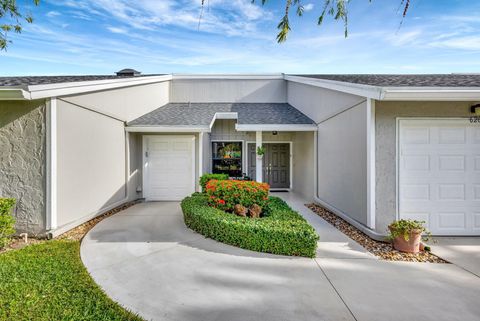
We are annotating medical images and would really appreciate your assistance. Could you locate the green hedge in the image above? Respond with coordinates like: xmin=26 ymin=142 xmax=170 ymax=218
xmin=199 ymin=173 xmax=229 ymax=192
xmin=181 ymin=194 xmax=319 ymax=257
xmin=0 ymin=198 xmax=16 ymax=249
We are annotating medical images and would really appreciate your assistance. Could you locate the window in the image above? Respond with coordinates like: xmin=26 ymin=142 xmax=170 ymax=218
xmin=212 ymin=141 xmax=242 ymax=178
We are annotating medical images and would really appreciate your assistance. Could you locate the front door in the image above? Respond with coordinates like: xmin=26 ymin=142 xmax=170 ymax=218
xmin=248 ymin=143 xmax=290 ymax=188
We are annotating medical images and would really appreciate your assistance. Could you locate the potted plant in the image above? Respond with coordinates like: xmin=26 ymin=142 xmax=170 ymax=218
xmin=388 ymin=219 xmax=431 ymax=253
xmin=256 ymin=146 xmax=265 ymax=158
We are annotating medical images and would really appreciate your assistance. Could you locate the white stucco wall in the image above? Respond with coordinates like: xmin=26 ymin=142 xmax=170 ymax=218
xmin=61 ymin=81 xmax=170 ymax=122
xmin=316 ymin=102 xmax=368 ymax=226
xmin=287 ymin=81 xmax=369 ymax=225
xmin=171 ymin=79 xmax=287 ymax=103
xmin=287 ymin=81 xmax=365 ymax=123
xmin=56 ymin=100 xmax=127 ymax=228
xmin=292 ymin=131 xmax=315 ymax=201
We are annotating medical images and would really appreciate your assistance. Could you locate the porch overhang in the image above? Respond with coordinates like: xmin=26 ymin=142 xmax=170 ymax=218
xmin=126 ymin=103 xmax=317 ymax=132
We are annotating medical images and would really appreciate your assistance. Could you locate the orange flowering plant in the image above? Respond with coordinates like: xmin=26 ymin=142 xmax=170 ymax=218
xmin=206 ymin=179 xmax=270 ymax=212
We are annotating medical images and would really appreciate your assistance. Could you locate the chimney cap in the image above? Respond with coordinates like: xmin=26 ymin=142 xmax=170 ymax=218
xmin=116 ymin=68 xmax=141 ymax=77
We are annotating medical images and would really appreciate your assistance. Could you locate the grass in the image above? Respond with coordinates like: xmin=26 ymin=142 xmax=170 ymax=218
xmin=0 ymin=240 xmax=143 ymax=321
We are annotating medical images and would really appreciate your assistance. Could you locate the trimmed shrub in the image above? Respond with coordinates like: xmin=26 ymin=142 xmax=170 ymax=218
xmin=206 ymin=179 xmax=269 ymax=212
xmin=181 ymin=194 xmax=319 ymax=257
xmin=0 ymin=198 xmax=16 ymax=249
xmin=199 ymin=173 xmax=229 ymax=192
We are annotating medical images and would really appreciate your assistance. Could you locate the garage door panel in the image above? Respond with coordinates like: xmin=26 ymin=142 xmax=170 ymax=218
xmin=401 ymin=212 xmax=431 ymax=227
xmin=439 ymin=127 xmax=466 ymax=144
xmin=401 ymin=184 xmax=430 ymax=200
xmin=474 ymin=128 xmax=480 ymax=143
xmin=439 ymin=155 xmax=465 ymax=171
xmin=144 ymin=136 xmax=194 ymax=201
xmin=437 ymin=212 xmax=466 ymax=229
xmin=403 ymin=155 xmax=430 ymax=171
xmin=438 ymin=184 xmax=465 ymax=200
xmin=402 ymin=127 xmax=430 ymax=144
xmin=399 ymin=119 xmax=479 ymax=235
xmin=474 ymin=186 xmax=480 ymax=200
xmin=474 ymin=214 xmax=480 ymax=229
xmin=474 ymin=157 xmax=480 ymax=170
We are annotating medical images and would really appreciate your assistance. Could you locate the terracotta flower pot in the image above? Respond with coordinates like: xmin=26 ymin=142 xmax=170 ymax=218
xmin=389 ymin=228 xmax=422 ymax=253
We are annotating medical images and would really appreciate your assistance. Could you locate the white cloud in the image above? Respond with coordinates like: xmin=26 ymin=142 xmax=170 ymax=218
xmin=49 ymin=0 xmax=272 ymax=38
xmin=429 ymin=36 xmax=480 ymax=51
xmin=303 ymin=3 xmax=314 ymax=12
xmin=46 ymin=11 xmax=61 ymax=17
xmin=107 ymin=26 xmax=128 ymax=34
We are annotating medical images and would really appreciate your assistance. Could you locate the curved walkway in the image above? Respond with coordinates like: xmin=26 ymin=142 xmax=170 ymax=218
xmin=81 ymin=194 xmax=480 ymax=321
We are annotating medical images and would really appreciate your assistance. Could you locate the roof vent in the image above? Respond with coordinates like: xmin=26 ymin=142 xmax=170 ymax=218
xmin=116 ymin=68 xmax=141 ymax=77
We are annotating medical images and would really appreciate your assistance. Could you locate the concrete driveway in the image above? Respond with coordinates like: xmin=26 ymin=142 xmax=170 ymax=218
xmin=429 ymin=237 xmax=480 ymax=277
xmin=81 ymin=195 xmax=480 ymax=321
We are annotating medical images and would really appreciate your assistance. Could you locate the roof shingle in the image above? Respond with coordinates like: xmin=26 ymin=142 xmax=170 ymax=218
xmin=295 ymin=74 xmax=480 ymax=87
xmin=127 ymin=103 xmax=316 ymax=127
xmin=0 ymin=74 xmax=164 ymax=87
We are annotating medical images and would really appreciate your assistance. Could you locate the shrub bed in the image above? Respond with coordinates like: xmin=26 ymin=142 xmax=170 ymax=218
xmin=181 ymin=194 xmax=319 ymax=257
xmin=206 ymin=179 xmax=269 ymax=212
xmin=0 ymin=198 xmax=16 ymax=250
xmin=199 ymin=173 xmax=229 ymax=192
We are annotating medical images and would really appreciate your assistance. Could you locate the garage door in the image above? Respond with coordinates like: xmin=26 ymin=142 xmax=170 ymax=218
xmin=398 ymin=119 xmax=480 ymax=235
xmin=144 ymin=136 xmax=195 ymax=201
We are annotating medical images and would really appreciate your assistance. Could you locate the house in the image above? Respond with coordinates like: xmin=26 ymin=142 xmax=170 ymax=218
xmin=0 ymin=72 xmax=479 ymax=239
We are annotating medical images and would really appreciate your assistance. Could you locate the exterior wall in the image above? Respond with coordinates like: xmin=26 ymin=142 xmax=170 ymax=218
xmin=375 ymin=101 xmax=473 ymax=233
xmin=317 ymin=102 xmax=368 ymax=226
xmin=287 ymin=81 xmax=365 ymax=123
xmin=287 ymin=81 xmax=369 ymax=226
xmin=171 ymin=79 xmax=287 ymax=103
xmin=0 ymin=100 xmax=46 ymax=235
xmin=292 ymin=131 xmax=315 ymax=200
xmin=128 ymin=133 xmax=143 ymax=200
xmin=60 ymin=81 xmax=170 ymax=122
xmin=56 ymin=100 xmax=127 ymax=228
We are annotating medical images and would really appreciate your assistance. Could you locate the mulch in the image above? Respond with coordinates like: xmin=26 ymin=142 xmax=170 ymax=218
xmin=1 ymin=200 xmax=141 ymax=254
xmin=306 ymin=203 xmax=448 ymax=263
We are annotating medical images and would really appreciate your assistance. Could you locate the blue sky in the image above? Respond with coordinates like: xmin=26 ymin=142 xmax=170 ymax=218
xmin=1 ymin=0 xmax=480 ymax=75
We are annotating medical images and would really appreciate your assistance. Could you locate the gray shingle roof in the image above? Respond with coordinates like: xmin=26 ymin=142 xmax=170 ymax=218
xmin=127 ymin=103 xmax=315 ymax=127
xmin=0 ymin=74 xmax=164 ymax=87
xmin=295 ymin=74 xmax=480 ymax=87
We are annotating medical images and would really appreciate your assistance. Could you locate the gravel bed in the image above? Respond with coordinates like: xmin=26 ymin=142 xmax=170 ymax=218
xmin=306 ymin=203 xmax=448 ymax=263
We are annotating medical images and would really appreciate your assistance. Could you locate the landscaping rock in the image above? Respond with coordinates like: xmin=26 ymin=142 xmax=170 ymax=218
xmin=306 ymin=203 xmax=447 ymax=264
xmin=249 ymin=204 xmax=262 ymax=218
xmin=233 ymin=204 xmax=248 ymax=217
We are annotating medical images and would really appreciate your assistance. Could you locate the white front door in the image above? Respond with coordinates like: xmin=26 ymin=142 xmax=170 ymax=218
xmin=144 ymin=135 xmax=195 ymax=201
xmin=398 ymin=119 xmax=480 ymax=235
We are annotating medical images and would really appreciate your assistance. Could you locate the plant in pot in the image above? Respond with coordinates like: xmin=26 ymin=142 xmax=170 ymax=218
xmin=256 ymin=146 xmax=265 ymax=158
xmin=388 ymin=219 xmax=431 ymax=253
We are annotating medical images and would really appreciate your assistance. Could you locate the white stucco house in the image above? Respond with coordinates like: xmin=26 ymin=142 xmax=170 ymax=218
xmin=1 ymin=71 xmax=479 ymax=239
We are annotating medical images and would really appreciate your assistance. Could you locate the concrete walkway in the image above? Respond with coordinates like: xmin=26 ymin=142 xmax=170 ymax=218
xmin=81 ymin=194 xmax=480 ymax=321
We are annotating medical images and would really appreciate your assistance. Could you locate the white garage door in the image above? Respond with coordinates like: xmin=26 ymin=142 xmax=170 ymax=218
xmin=144 ymin=136 xmax=195 ymax=201
xmin=398 ymin=119 xmax=480 ymax=235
